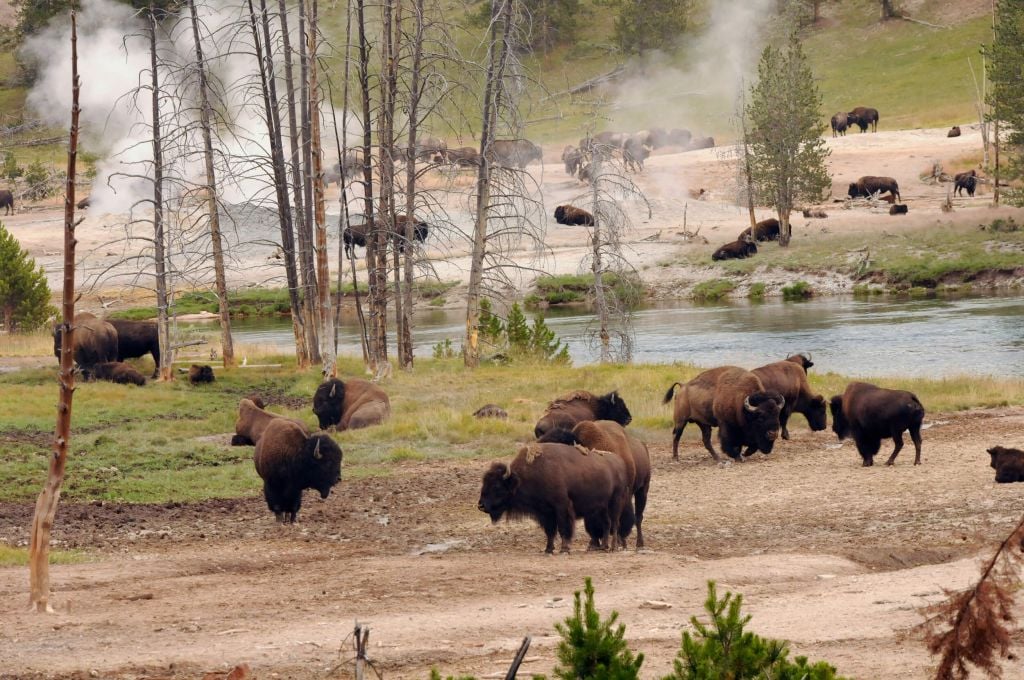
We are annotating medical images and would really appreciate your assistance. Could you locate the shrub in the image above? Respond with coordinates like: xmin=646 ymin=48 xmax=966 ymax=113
xmin=22 ymin=160 xmax=54 ymax=201
xmin=0 ymin=223 xmax=55 ymax=332
xmin=982 ymin=216 xmax=1020 ymax=232
xmin=3 ymin=151 xmax=22 ymax=182
xmin=781 ymin=280 xmax=813 ymax=300
xmin=692 ymin=279 xmax=736 ymax=302
xmin=431 ymin=338 xmax=458 ymax=359
xmin=747 ymin=282 xmax=766 ymax=300
xmin=553 ymin=577 xmax=644 ymax=680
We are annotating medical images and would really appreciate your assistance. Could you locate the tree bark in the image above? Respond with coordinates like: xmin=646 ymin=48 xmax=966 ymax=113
xmin=297 ymin=0 xmax=321 ymax=363
xmin=400 ymin=0 xmax=424 ymax=369
xmin=189 ymin=0 xmax=234 ymax=367
xmin=149 ymin=7 xmax=172 ymax=382
xmin=356 ymin=0 xmax=382 ymax=371
xmin=28 ymin=10 xmax=80 ymax=613
xmin=590 ymin=161 xmax=611 ymax=363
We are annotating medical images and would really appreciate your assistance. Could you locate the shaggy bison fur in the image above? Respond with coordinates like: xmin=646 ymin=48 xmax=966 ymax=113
xmin=232 ymin=398 xmax=309 ymax=446
xmin=533 ymin=389 xmax=632 ymax=438
xmin=988 ymin=446 xmax=1024 ymax=483
xmin=554 ymin=205 xmax=595 ymax=226
xmin=831 ymin=112 xmax=848 ymax=137
xmin=830 ymin=382 xmax=924 ymax=466
xmin=785 ymin=353 xmax=814 ymax=372
xmin=254 ymin=419 xmax=342 ymax=522
xmin=955 ymin=170 xmax=978 ymax=197
xmin=107 ymin=319 xmax=161 ymax=378
xmin=847 ymin=106 xmax=879 ymax=133
xmin=0 ymin=189 xmax=13 ymax=215
xmin=54 ymin=313 xmax=119 ymax=370
xmin=739 ymin=218 xmax=780 ymax=243
xmin=752 ymin=360 xmax=828 ymax=440
xmin=889 ymin=204 xmax=909 ymax=215
xmin=947 ymin=126 xmax=962 ymax=138
xmin=188 ymin=364 xmax=215 ymax=384
xmin=312 ymin=377 xmax=391 ymax=431
xmin=477 ymin=442 xmax=630 ymax=553
xmin=86 ymin=361 xmax=147 ymax=386
xmin=712 ymin=238 xmax=757 ymax=261
xmin=848 ymin=176 xmax=901 ymax=202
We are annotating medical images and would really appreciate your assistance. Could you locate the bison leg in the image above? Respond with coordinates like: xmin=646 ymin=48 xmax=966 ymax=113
xmin=909 ymin=425 xmax=923 ymax=466
xmin=556 ymin=507 xmax=575 ymax=553
xmin=632 ymin=488 xmax=648 ymax=549
xmin=583 ymin=515 xmax=605 ymax=551
xmin=779 ymin=408 xmax=792 ymax=440
xmin=885 ymin=432 xmax=905 ymax=466
xmin=539 ymin=514 xmax=558 ymax=554
xmin=671 ymin=423 xmax=685 ymax=460
xmin=698 ymin=423 xmax=721 ymax=461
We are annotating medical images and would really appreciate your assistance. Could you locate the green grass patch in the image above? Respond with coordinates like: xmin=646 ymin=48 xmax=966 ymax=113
xmin=781 ymin=280 xmax=814 ymax=300
xmin=692 ymin=279 xmax=736 ymax=302
xmin=0 ymin=544 xmax=88 ymax=567
xmin=533 ymin=273 xmax=644 ymax=307
xmin=747 ymin=282 xmax=766 ymax=300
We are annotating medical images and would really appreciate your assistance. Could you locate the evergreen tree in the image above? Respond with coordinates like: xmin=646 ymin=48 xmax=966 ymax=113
xmin=477 ymin=298 xmax=505 ymax=344
xmin=553 ymin=577 xmax=644 ymax=680
xmin=0 ymin=223 xmax=54 ymax=332
xmin=746 ymin=32 xmax=831 ymax=246
xmin=505 ymin=302 xmax=531 ymax=351
xmin=614 ymin=0 xmax=692 ymax=54
xmin=529 ymin=315 xmax=570 ymax=364
xmin=988 ymin=0 xmax=1024 ymax=205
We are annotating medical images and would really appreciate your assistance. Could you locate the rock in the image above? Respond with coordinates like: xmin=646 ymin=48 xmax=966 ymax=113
xmin=640 ymin=600 xmax=672 ymax=610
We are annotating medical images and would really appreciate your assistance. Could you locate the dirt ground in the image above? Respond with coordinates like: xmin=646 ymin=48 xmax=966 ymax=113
xmin=3 ymin=405 xmax=1024 ymax=679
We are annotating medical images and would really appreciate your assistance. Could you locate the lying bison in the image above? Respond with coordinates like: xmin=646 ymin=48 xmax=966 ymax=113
xmin=0 ymin=189 xmax=13 ymax=215
xmin=955 ymin=170 xmax=977 ymax=197
xmin=232 ymin=397 xmax=310 ymax=446
xmin=712 ymin=238 xmax=757 ymax=261
xmin=848 ymin=106 xmax=879 ymax=133
xmin=107 ymin=319 xmax=161 ymax=378
xmin=188 ymin=364 xmax=215 ymax=384
xmin=54 ymin=313 xmax=119 ymax=370
xmin=477 ymin=442 xmax=630 ymax=553
xmin=554 ymin=205 xmax=595 ymax=226
xmin=889 ymin=204 xmax=908 ymax=215
xmin=313 ymin=377 xmax=391 ymax=431
xmin=830 ymin=112 xmax=848 ymax=137
xmin=533 ymin=389 xmax=631 ymax=438
xmin=947 ymin=125 xmax=961 ymax=138
xmin=830 ymin=382 xmax=924 ymax=466
xmin=848 ymin=176 xmax=901 ymax=202
xmin=739 ymin=218 xmax=780 ymax=243
xmin=254 ymin=418 xmax=342 ymax=522
xmin=752 ymin=359 xmax=827 ymax=440
xmin=988 ymin=446 xmax=1024 ymax=483
xmin=85 ymin=361 xmax=147 ymax=386
xmin=663 ymin=366 xmax=784 ymax=462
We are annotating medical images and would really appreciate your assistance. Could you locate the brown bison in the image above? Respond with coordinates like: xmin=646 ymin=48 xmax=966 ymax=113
xmin=889 ymin=204 xmax=908 ymax=215
xmin=848 ymin=176 xmax=901 ymax=202
xmin=254 ymin=419 xmax=342 ymax=522
xmin=712 ymin=238 xmax=757 ymax=261
xmin=686 ymin=136 xmax=715 ymax=151
xmin=446 ymin=146 xmax=481 ymax=168
xmin=313 ymin=377 xmax=391 ymax=431
xmin=343 ymin=214 xmax=429 ymax=258
xmin=322 ymin=151 xmax=363 ymax=187
xmin=947 ymin=125 xmax=961 ymax=138
xmin=406 ymin=135 xmax=447 ymax=163
xmin=752 ymin=360 xmax=827 ymax=440
xmin=954 ymin=169 xmax=977 ymax=197
xmin=785 ymin=352 xmax=814 ymax=372
xmin=830 ymin=112 xmax=848 ymax=137
xmin=107 ymin=319 xmax=161 ymax=378
xmin=188 ymin=364 xmax=215 ymax=384
xmin=802 ymin=209 xmax=827 ymax=218
xmin=554 ymin=205 xmax=595 ymax=226
xmin=533 ymin=389 xmax=632 ymax=438
xmin=0 ymin=189 xmax=13 ymax=215
xmin=641 ymin=128 xmax=670 ymax=149
xmin=988 ymin=446 xmax=1024 ymax=483
xmin=666 ymin=128 xmax=692 ymax=147
xmin=85 ymin=361 xmax=147 ymax=386
xmin=561 ymin=145 xmax=582 ymax=176
xmin=53 ymin=313 xmax=119 ymax=370
xmin=739 ymin=218 xmax=780 ymax=243
xmin=487 ymin=139 xmax=543 ymax=168
xmin=477 ymin=442 xmax=631 ymax=553
xmin=623 ymin=135 xmax=651 ymax=172
xmin=847 ymin=106 xmax=879 ymax=133
xmin=232 ymin=397 xmax=309 ymax=446
xmin=829 ymin=382 xmax=924 ymax=466
xmin=663 ymin=366 xmax=785 ymax=462
xmin=76 ymin=196 xmax=91 ymax=210
xmin=539 ymin=420 xmax=651 ymax=549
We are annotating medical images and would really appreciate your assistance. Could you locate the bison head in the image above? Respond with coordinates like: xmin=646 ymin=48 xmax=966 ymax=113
xmin=786 ymin=353 xmax=813 ymax=372
xmin=847 ymin=183 xmax=860 ymax=199
xmin=742 ymin=391 xmax=784 ymax=453
xmin=300 ymin=434 xmax=343 ymax=499
xmin=313 ymin=378 xmax=346 ymax=429
xmin=554 ymin=206 xmax=566 ymax=223
xmin=829 ymin=395 xmax=849 ymax=439
xmin=596 ymin=390 xmax=632 ymax=427
xmin=478 ymin=462 xmax=519 ymax=522
xmin=805 ymin=395 xmax=828 ymax=431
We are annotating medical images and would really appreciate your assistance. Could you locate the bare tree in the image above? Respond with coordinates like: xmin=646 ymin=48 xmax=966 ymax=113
xmin=149 ymin=5 xmax=172 ymax=380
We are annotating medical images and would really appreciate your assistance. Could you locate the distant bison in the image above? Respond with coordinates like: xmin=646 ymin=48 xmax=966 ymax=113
xmin=343 ymin=214 xmax=429 ymax=258
xmin=712 ymin=238 xmax=757 ymax=261
xmin=687 ymin=136 xmax=715 ymax=151
xmin=554 ymin=205 xmax=595 ymax=226
xmin=666 ymin=128 xmax=692 ymax=147
xmin=889 ymin=204 xmax=908 ymax=215
xmin=623 ymin=134 xmax=651 ymax=172
xmin=561 ymin=145 xmax=582 ymax=177
xmin=947 ymin=126 xmax=961 ymax=138
xmin=802 ymin=209 xmax=827 ymax=218
xmin=107 ymin=319 xmax=161 ymax=378
xmin=86 ymin=361 xmax=146 ymax=386
xmin=954 ymin=170 xmax=977 ymax=198
xmin=487 ymin=139 xmax=543 ymax=168
xmin=847 ymin=106 xmax=879 ymax=133
xmin=848 ymin=176 xmax=901 ymax=202
xmin=76 ymin=196 xmax=91 ymax=210
xmin=54 ymin=313 xmax=119 ymax=370
xmin=739 ymin=218 xmax=780 ymax=243
xmin=188 ymin=364 xmax=215 ymax=384
xmin=313 ymin=377 xmax=391 ymax=431
xmin=254 ymin=419 xmax=342 ymax=522
xmin=473 ymin=403 xmax=508 ymax=419
xmin=830 ymin=112 xmax=848 ymax=137
xmin=322 ymin=151 xmax=362 ymax=187
xmin=752 ymin=360 xmax=827 ymax=440
xmin=0 ymin=189 xmax=13 ymax=215
xmin=830 ymin=382 xmax=924 ymax=466
xmin=232 ymin=397 xmax=309 ymax=447
xmin=987 ymin=446 xmax=1024 ymax=483
xmin=534 ymin=389 xmax=632 ymax=438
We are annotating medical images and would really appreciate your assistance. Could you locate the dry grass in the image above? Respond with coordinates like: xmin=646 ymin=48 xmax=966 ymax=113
xmin=0 ymin=331 xmax=54 ymax=357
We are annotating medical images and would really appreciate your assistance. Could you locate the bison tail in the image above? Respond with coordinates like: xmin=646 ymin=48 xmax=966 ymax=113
xmin=662 ymin=382 xmax=682 ymax=405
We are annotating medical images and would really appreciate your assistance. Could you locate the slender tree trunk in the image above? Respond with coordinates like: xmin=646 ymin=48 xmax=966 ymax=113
xmin=189 ymin=0 xmax=234 ymax=367
xmin=297 ymin=0 xmax=321 ymax=363
xmin=590 ymin=161 xmax=611 ymax=363
xmin=383 ymin=0 xmax=404 ymax=364
xmin=400 ymin=0 xmax=424 ymax=369
xmin=779 ymin=205 xmax=792 ymax=247
xmin=309 ymin=0 xmax=334 ymax=376
xmin=356 ymin=0 xmax=381 ymax=371
xmin=149 ymin=7 xmax=172 ymax=382
xmin=28 ymin=11 xmax=80 ymax=612
xmin=994 ymin=118 xmax=1000 ymax=206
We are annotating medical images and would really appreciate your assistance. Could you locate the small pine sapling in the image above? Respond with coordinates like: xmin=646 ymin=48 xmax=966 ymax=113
xmin=552 ymin=577 xmax=644 ymax=680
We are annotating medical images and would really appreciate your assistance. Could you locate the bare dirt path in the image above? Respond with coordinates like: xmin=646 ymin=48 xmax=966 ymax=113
xmin=2 ymin=406 xmax=1024 ymax=678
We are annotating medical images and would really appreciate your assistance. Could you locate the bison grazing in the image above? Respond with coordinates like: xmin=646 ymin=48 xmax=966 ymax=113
xmin=785 ymin=352 xmax=814 ymax=372
xmin=889 ymin=204 xmax=908 ymax=215
xmin=477 ymin=442 xmax=630 ymax=553
xmin=0 ymin=189 xmax=13 ymax=215
xmin=107 ymin=319 xmax=161 ymax=378
xmin=829 ymin=382 xmax=924 ymax=466
xmin=847 ymin=106 xmax=879 ymax=133
xmin=988 ymin=446 xmax=1024 ymax=483
xmin=473 ymin=403 xmax=508 ymax=419
xmin=848 ymin=176 xmax=901 ymax=202
xmin=232 ymin=398 xmax=309 ymax=446
xmin=712 ymin=238 xmax=757 ymax=261
xmin=188 ymin=364 xmax=215 ymax=384
xmin=487 ymin=139 xmax=543 ymax=168
xmin=752 ymin=360 xmax=827 ymax=440
xmin=313 ymin=377 xmax=391 ymax=431
xmin=534 ymin=389 xmax=632 ymax=438
xmin=554 ymin=205 xmax=595 ymax=227
xmin=739 ymin=218 xmax=780 ymax=243
xmin=54 ymin=313 xmax=119 ymax=370
xmin=85 ymin=361 xmax=146 ymax=386
xmin=663 ymin=366 xmax=784 ymax=462
xmin=830 ymin=112 xmax=848 ymax=137
xmin=623 ymin=135 xmax=651 ymax=172
xmin=954 ymin=170 xmax=978 ymax=197
xmin=947 ymin=125 xmax=962 ymax=138
xmin=254 ymin=419 xmax=342 ymax=523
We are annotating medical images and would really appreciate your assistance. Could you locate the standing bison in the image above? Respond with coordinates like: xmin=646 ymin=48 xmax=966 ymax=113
xmin=752 ymin=359 xmax=827 ymax=440
xmin=829 ymin=382 xmax=924 ymax=466
xmin=554 ymin=205 xmax=595 ymax=226
xmin=954 ymin=170 xmax=978 ymax=197
xmin=313 ymin=377 xmax=391 ymax=431
xmin=738 ymin=218 xmax=780 ymax=243
xmin=487 ymin=139 xmax=543 ymax=168
xmin=343 ymin=215 xmax=429 ymax=258
xmin=254 ymin=418 xmax=342 ymax=522
xmin=533 ymin=389 xmax=632 ymax=438
xmin=561 ymin=145 xmax=582 ymax=177
xmin=623 ymin=135 xmax=651 ymax=172
xmin=477 ymin=442 xmax=630 ymax=553
xmin=848 ymin=176 xmax=901 ymax=202
xmin=785 ymin=352 xmax=814 ymax=372
xmin=232 ymin=397 xmax=309 ymax=446
xmin=0 ymin=189 xmax=14 ymax=215
xmin=830 ymin=112 xmax=848 ymax=137
xmin=987 ymin=446 xmax=1024 ymax=483
xmin=107 ymin=319 xmax=161 ymax=378
xmin=847 ymin=106 xmax=879 ymax=133
xmin=53 ymin=313 xmax=119 ymax=370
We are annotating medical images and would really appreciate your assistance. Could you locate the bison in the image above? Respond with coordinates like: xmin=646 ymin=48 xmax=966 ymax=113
xmin=487 ymin=139 xmax=543 ymax=168
xmin=343 ymin=214 xmax=429 ymax=258
xmin=313 ymin=377 xmax=391 ymax=431
xmin=473 ymin=403 xmax=508 ymax=419
xmin=687 ymin=136 xmax=715 ymax=151
xmin=830 ymin=112 xmax=848 ymax=137
xmin=85 ymin=361 xmax=147 ymax=386
xmin=663 ymin=366 xmax=785 ymax=462
xmin=232 ymin=397 xmax=309 ymax=446
xmin=739 ymin=218 xmax=780 ymax=243
xmin=802 ymin=209 xmax=827 ymax=218
xmin=641 ymin=127 xmax=670 ymax=149
xmin=533 ymin=389 xmax=632 ymax=438
xmin=445 ymin=146 xmax=482 ymax=168
xmin=561 ymin=145 xmax=582 ymax=177
xmin=54 ymin=313 xmax=119 ymax=370
xmin=987 ymin=446 xmax=1024 ymax=483
xmin=889 ymin=204 xmax=908 ymax=215
xmin=188 ymin=364 xmax=215 ymax=384
xmin=785 ymin=352 xmax=814 ymax=372
xmin=477 ymin=442 xmax=630 ymax=553
xmin=947 ymin=125 xmax=962 ymax=138
xmin=623 ymin=134 xmax=651 ymax=172
xmin=554 ymin=205 xmax=595 ymax=227
xmin=322 ymin=151 xmax=363 ymax=187
xmin=407 ymin=135 xmax=447 ymax=163
xmin=829 ymin=382 xmax=924 ymax=466
xmin=666 ymin=128 xmax=692 ymax=147
xmin=752 ymin=360 xmax=827 ymax=440
xmin=848 ymin=176 xmax=901 ymax=202
xmin=954 ymin=170 xmax=977 ymax=197
xmin=847 ymin=106 xmax=879 ymax=133
xmin=0 ymin=189 xmax=13 ymax=215
xmin=107 ymin=319 xmax=161 ymax=378
xmin=712 ymin=238 xmax=757 ymax=261
xmin=76 ymin=196 xmax=91 ymax=210
xmin=254 ymin=419 xmax=342 ymax=522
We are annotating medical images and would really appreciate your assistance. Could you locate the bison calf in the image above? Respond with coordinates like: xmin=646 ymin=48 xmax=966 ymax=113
xmin=188 ymin=364 xmax=215 ymax=384
xmin=830 ymin=382 xmax=924 ymax=466
xmin=254 ymin=419 xmax=342 ymax=522
xmin=87 ymin=361 xmax=147 ymax=386
xmin=889 ymin=204 xmax=908 ymax=215
xmin=554 ymin=205 xmax=595 ymax=226
xmin=988 ymin=446 xmax=1024 ymax=483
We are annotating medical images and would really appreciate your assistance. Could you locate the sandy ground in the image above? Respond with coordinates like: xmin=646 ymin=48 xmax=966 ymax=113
xmin=3 ymin=406 xmax=1024 ymax=678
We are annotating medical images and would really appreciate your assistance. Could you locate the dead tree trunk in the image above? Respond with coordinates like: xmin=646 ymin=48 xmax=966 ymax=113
xmin=28 ymin=10 xmax=80 ymax=613
xmin=149 ymin=7 xmax=172 ymax=381
xmin=189 ymin=0 xmax=234 ymax=367
xmin=400 ymin=0 xmax=424 ymax=369
xmin=297 ymin=0 xmax=321 ymax=363
xmin=309 ymin=0 xmax=334 ymax=376
xmin=383 ymin=0 xmax=405 ymax=365
xmin=589 ymin=160 xmax=611 ymax=363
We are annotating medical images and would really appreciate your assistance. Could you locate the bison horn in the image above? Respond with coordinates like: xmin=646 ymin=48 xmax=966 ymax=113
xmin=774 ymin=394 xmax=786 ymax=408
xmin=313 ymin=438 xmax=322 ymax=459
xmin=502 ymin=466 xmax=512 ymax=480
xmin=744 ymin=396 xmax=756 ymax=412
xmin=329 ymin=383 xmax=336 ymax=398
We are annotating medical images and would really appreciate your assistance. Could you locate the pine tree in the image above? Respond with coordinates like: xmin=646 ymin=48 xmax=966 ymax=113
xmin=505 ymin=302 xmax=531 ymax=351
xmin=614 ymin=0 xmax=693 ymax=54
xmin=0 ymin=223 xmax=54 ymax=332
xmin=746 ymin=32 xmax=831 ymax=246
xmin=988 ymin=0 xmax=1024 ymax=205
xmin=477 ymin=298 xmax=505 ymax=344
xmin=529 ymin=316 xmax=570 ymax=364
xmin=553 ymin=577 xmax=644 ymax=680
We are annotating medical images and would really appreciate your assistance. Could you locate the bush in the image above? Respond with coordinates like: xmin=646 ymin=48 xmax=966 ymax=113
xmin=431 ymin=338 xmax=458 ymax=359
xmin=553 ymin=577 xmax=644 ymax=680
xmin=0 ymin=223 xmax=55 ymax=332
xmin=614 ymin=0 xmax=693 ymax=54
xmin=692 ymin=279 xmax=736 ymax=302
xmin=781 ymin=280 xmax=813 ymax=300
xmin=3 ymin=152 xmax=22 ymax=182
xmin=476 ymin=301 xmax=570 ymax=364
xmin=22 ymin=160 xmax=54 ymax=201
xmin=747 ymin=282 xmax=766 ymax=300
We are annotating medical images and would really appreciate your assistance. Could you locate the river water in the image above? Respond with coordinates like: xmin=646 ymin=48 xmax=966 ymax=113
xmin=223 ymin=294 xmax=1024 ymax=378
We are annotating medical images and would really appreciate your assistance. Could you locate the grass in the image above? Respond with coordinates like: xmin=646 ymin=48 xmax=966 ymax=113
xmin=781 ymin=280 xmax=814 ymax=300
xmin=692 ymin=279 xmax=736 ymax=302
xmin=2 ymin=354 xmax=1023 ymax=505
xmin=0 ymin=544 xmax=88 ymax=567
xmin=747 ymin=282 xmax=766 ymax=300
xmin=533 ymin=273 xmax=644 ymax=307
